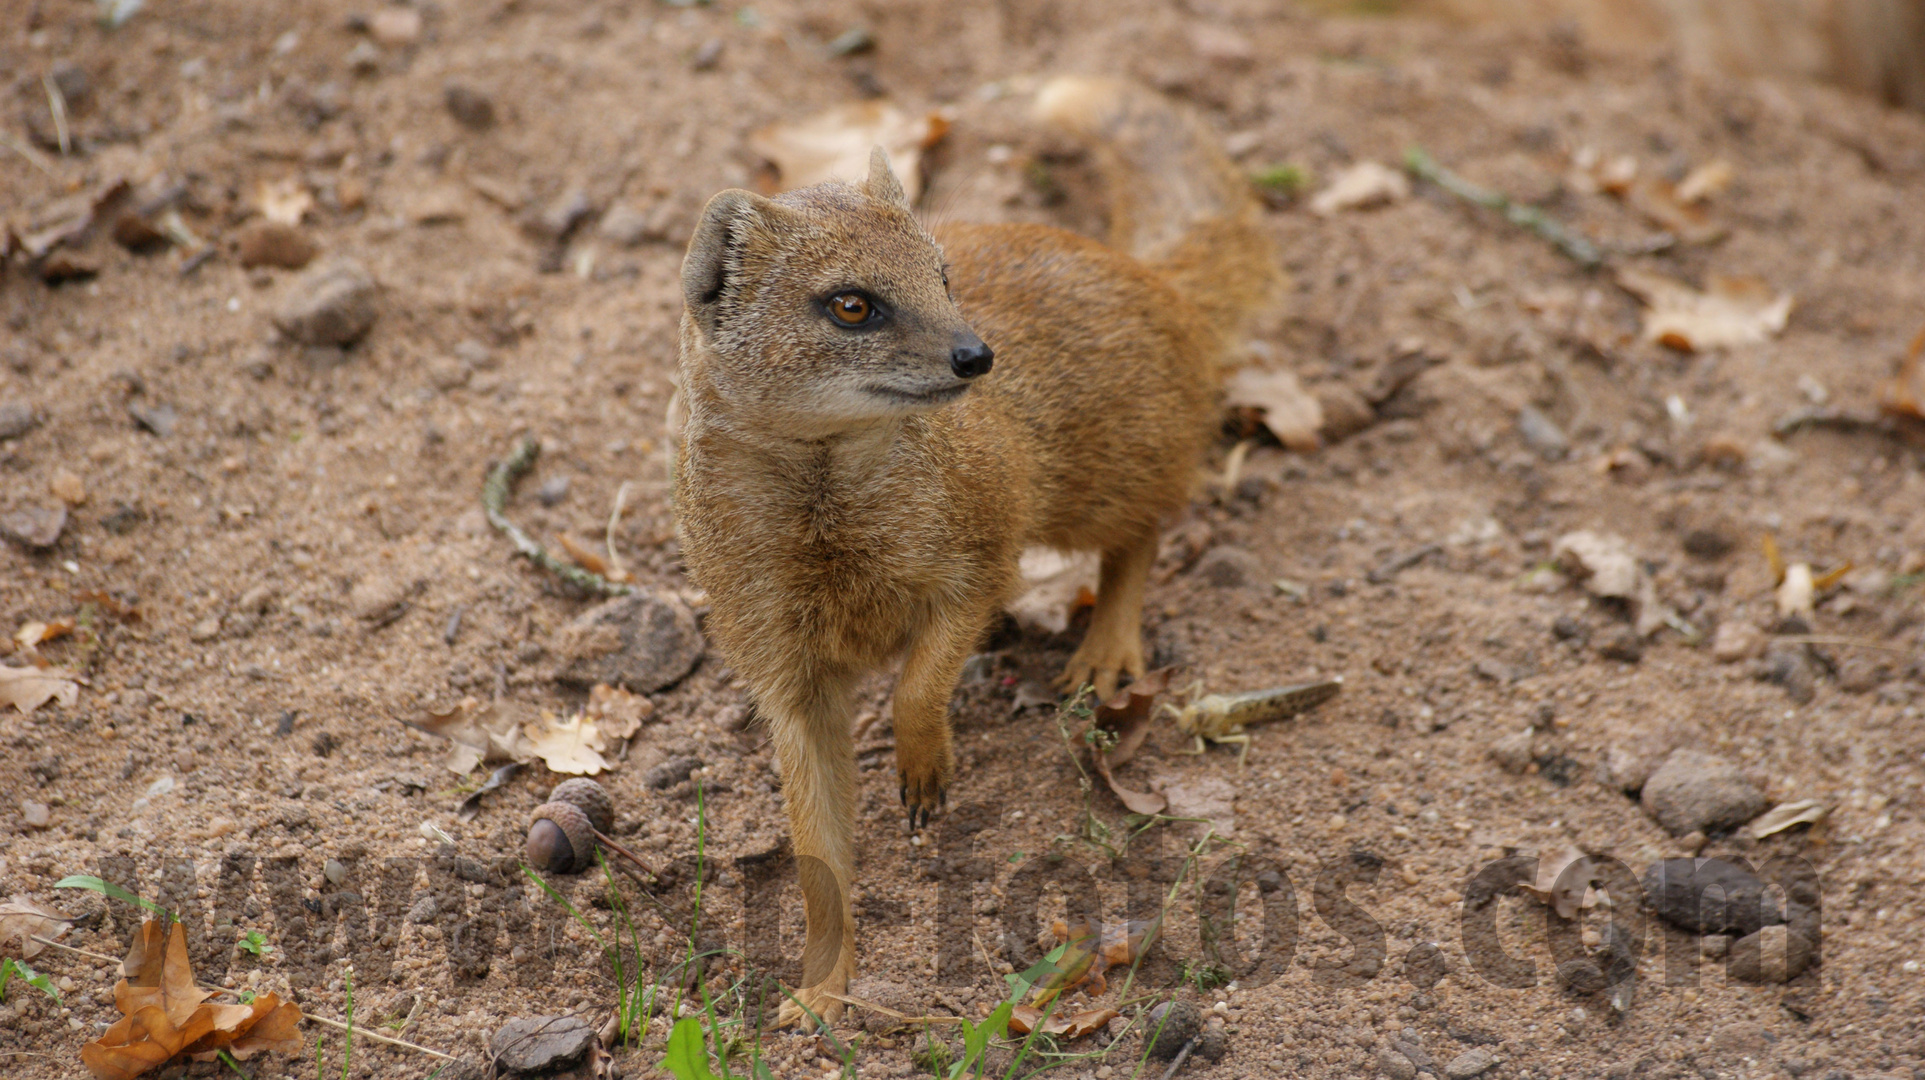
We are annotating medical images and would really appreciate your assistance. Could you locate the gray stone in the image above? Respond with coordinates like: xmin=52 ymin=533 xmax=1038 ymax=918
xmin=643 ymin=756 xmax=702 ymax=791
xmin=0 ymin=403 xmax=36 ymax=440
xmin=1377 ymin=1048 xmax=1418 ymax=1080
xmin=555 ymin=591 xmax=704 ymax=693
xmin=1193 ymin=546 xmax=1261 ymax=588
xmin=444 ymin=82 xmax=496 ymax=130
xmin=1641 ymin=750 xmax=1769 ymax=836
xmin=407 ymin=895 xmax=439 ymax=924
xmin=1516 ymin=405 xmax=1568 ymax=458
xmin=1143 ymin=1001 xmax=1202 ymax=1059
xmin=1640 ymin=858 xmax=1784 ymax=936
xmin=0 ymin=505 xmax=66 ymax=550
xmin=1445 ymin=1047 xmax=1499 ymax=1079
xmin=489 ymin=1015 xmax=596 ymax=1074
xmin=1489 ymin=728 xmax=1533 ymax=774
xmin=274 ymin=258 xmax=378 ymax=347
xmin=1728 ymin=924 xmax=1816 ymax=983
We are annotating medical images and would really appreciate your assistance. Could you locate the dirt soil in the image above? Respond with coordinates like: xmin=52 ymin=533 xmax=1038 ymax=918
xmin=5 ymin=2 xmax=1925 ymax=1079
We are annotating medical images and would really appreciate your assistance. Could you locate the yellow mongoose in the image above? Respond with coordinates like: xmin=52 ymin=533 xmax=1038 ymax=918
xmin=673 ymin=77 xmax=1277 ymax=1026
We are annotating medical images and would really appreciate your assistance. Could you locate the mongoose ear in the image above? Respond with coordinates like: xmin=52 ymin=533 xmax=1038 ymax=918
xmin=861 ymin=146 xmax=909 ymax=209
xmin=682 ymin=188 xmax=786 ymax=336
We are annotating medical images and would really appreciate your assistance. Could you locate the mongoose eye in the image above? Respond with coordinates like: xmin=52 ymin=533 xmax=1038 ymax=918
xmin=827 ymin=292 xmax=874 ymax=326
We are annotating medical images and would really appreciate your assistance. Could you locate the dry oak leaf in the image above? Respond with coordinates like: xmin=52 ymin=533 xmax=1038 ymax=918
xmin=1089 ymin=668 xmax=1179 ymax=816
xmin=402 ymin=697 xmax=528 ymax=774
xmin=1309 ymin=160 xmax=1409 ymax=215
xmin=1616 ymin=268 xmax=1792 ymax=352
xmin=524 ymin=709 xmax=613 ymax=775
xmin=1225 ymin=367 xmax=1323 ymax=452
xmin=253 ymin=177 xmax=313 ymax=226
xmin=749 ymin=101 xmax=949 ymax=202
xmin=0 ymin=894 xmax=75 ymax=958
xmin=0 ymin=663 xmax=80 ymax=714
xmin=1881 ymin=323 xmax=1925 ymax=423
xmin=84 ymin=920 xmax=302 ymax=1080
xmin=584 ymin=683 xmax=654 ymax=741
xmin=1006 ymin=548 xmax=1099 ymax=634
xmin=1007 ymin=1004 xmax=1122 ymax=1040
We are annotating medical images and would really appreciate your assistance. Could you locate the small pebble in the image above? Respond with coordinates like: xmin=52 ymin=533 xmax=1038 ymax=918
xmin=444 ymin=82 xmax=496 ymax=130
xmin=1445 ymin=1047 xmax=1499 ymax=1079
xmin=274 ymin=258 xmax=378 ymax=347
xmin=20 ymin=801 xmax=52 ymax=829
xmin=0 ymin=402 xmax=37 ymax=440
xmin=324 ymin=859 xmax=347 ymax=886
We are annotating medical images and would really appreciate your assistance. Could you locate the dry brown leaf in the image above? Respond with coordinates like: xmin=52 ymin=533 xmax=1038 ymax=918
xmin=749 ymin=102 xmax=949 ymax=202
xmin=1090 ymin=670 xmax=1177 ymax=816
xmin=0 ymin=894 xmax=74 ymax=959
xmin=76 ymin=591 xmax=142 ymax=623
xmin=1880 ymin=323 xmax=1925 ymax=423
xmin=1309 ymin=161 xmax=1409 ymax=215
xmin=523 ymin=709 xmax=612 ymax=775
xmin=1552 ymin=530 xmax=1673 ymax=637
xmin=401 ymin=697 xmax=528 ymax=773
xmin=15 ymin=617 xmax=77 ymax=652
xmin=0 ymin=663 xmax=81 ymax=714
xmin=1747 ymin=799 xmax=1829 ymax=839
xmin=1006 ymin=548 xmax=1099 ymax=634
xmin=1225 ymin=367 xmax=1323 ymax=452
xmin=1616 ymin=268 xmax=1792 ymax=352
xmin=254 ymin=178 xmax=313 ymax=226
xmin=1517 ymin=847 xmax=1598 ymax=920
xmin=1035 ymin=917 xmax=1158 ymax=1001
xmin=84 ymin=921 xmax=302 ymax=1080
xmin=1007 ymin=1004 xmax=1121 ymax=1039
xmin=1623 ymin=176 xmax=1725 ymax=244
xmin=584 ymin=683 xmax=654 ymax=741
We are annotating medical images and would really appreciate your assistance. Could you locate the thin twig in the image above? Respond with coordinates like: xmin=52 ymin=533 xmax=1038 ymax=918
xmin=1159 ymin=1036 xmax=1198 ymax=1080
xmin=484 ymin=436 xmax=632 ymax=596
xmin=1777 ymin=634 xmax=1911 ymax=653
xmin=1405 ymin=147 xmax=1604 ymax=269
xmin=605 ymin=480 xmax=634 ymax=582
xmin=305 ymin=1014 xmax=455 ymax=1060
xmin=40 ymin=73 xmax=69 ymax=155
xmin=591 ymin=827 xmax=658 ymax=879
xmin=32 ymin=935 xmax=456 ymax=1060
xmin=0 ymin=131 xmax=56 ymax=177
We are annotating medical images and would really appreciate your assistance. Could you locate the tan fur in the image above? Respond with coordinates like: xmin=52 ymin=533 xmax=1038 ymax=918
xmin=673 ymin=78 xmax=1276 ymax=1027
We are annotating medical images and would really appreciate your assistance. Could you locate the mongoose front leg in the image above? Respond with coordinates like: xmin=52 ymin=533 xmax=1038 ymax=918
xmin=893 ymin=604 xmax=989 ymax=829
xmin=766 ymin=680 xmax=860 ymax=1030
xmin=1058 ymin=532 xmax=1157 ymax=700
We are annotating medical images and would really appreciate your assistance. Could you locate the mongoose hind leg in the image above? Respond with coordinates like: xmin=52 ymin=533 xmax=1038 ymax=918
xmin=766 ymin=679 xmax=860 ymax=1029
xmin=1057 ymin=532 xmax=1156 ymax=700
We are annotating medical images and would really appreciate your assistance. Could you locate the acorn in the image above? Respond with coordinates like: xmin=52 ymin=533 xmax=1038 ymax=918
xmin=548 ymin=777 xmax=614 ymax=833
xmin=525 ymin=778 xmax=613 ymax=874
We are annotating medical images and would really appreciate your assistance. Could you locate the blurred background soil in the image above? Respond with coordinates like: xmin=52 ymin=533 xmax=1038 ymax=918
xmin=3 ymin=1 xmax=1925 ymax=1078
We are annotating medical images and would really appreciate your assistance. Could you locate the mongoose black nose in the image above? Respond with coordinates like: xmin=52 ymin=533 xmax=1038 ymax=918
xmin=950 ymin=341 xmax=994 ymax=380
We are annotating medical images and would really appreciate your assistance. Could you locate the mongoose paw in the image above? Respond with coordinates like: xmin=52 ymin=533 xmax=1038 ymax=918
xmin=776 ymin=978 xmax=850 ymax=1030
xmin=898 ymin=769 xmax=949 ymax=832
xmin=896 ymin=734 xmax=953 ymax=831
xmin=1057 ymin=634 xmax=1146 ymax=702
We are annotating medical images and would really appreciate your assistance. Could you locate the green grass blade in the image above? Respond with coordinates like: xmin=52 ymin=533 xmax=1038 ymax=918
xmin=55 ymin=874 xmax=174 ymax=920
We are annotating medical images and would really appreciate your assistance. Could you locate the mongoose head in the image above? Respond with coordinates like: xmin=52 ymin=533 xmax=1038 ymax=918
xmin=679 ymin=148 xmax=992 ymax=437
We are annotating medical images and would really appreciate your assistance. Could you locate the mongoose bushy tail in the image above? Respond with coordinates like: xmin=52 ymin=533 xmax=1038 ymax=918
xmin=1034 ymin=75 xmax=1280 ymax=351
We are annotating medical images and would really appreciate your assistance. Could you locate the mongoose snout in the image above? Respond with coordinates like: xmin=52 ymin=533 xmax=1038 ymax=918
xmin=949 ymin=338 xmax=994 ymax=379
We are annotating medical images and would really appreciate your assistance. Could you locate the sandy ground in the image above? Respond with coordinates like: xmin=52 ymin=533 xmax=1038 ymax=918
xmin=4 ymin=1 xmax=1925 ymax=1078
